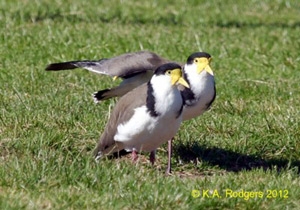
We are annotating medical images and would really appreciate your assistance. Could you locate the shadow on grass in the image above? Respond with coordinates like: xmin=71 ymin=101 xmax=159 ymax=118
xmin=174 ymin=143 xmax=300 ymax=174
xmin=215 ymin=21 xmax=300 ymax=29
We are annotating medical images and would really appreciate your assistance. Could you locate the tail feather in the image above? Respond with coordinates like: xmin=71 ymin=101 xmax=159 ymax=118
xmin=45 ymin=61 xmax=79 ymax=71
xmin=45 ymin=59 xmax=107 ymax=71
xmin=93 ymin=83 xmax=137 ymax=102
xmin=94 ymin=140 xmax=128 ymax=161
xmin=94 ymin=148 xmax=129 ymax=161
xmin=93 ymin=89 xmax=115 ymax=103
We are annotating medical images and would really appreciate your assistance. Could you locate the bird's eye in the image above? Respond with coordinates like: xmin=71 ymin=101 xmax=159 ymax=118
xmin=194 ymin=59 xmax=198 ymax=63
xmin=166 ymin=70 xmax=172 ymax=75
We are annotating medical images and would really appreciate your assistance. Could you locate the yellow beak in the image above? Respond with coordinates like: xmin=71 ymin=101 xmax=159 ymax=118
xmin=170 ymin=69 xmax=190 ymax=88
xmin=197 ymin=58 xmax=214 ymax=76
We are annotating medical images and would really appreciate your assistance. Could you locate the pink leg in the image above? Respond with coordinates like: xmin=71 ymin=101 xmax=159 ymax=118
xmin=165 ymin=138 xmax=174 ymax=175
xmin=150 ymin=150 xmax=156 ymax=165
xmin=132 ymin=149 xmax=138 ymax=162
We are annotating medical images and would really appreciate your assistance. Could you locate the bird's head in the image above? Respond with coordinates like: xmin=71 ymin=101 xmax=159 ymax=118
xmin=186 ymin=52 xmax=214 ymax=75
xmin=154 ymin=63 xmax=190 ymax=88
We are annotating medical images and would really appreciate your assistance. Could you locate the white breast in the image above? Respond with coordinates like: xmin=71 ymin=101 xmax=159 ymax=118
xmin=182 ymin=71 xmax=215 ymax=121
xmin=114 ymin=75 xmax=184 ymax=152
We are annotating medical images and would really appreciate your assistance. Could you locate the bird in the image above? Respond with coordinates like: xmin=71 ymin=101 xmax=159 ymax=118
xmin=166 ymin=52 xmax=215 ymax=174
xmin=46 ymin=51 xmax=215 ymax=173
xmin=93 ymin=63 xmax=190 ymax=166
xmin=180 ymin=52 xmax=215 ymax=120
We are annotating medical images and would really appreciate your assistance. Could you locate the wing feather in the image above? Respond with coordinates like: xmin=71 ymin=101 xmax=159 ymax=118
xmin=46 ymin=51 xmax=173 ymax=78
xmin=94 ymin=84 xmax=148 ymax=157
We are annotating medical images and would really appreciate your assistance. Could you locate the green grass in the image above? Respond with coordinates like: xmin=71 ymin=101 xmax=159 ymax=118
xmin=1 ymin=0 xmax=300 ymax=209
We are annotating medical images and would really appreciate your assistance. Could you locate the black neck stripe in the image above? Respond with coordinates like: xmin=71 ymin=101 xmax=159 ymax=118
xmin=181 ymin=71 xmax=196 ymax=106
xmin=146 ymin=82 xmax=160 ymax=117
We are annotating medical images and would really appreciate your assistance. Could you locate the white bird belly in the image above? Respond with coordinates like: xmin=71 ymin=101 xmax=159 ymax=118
xmin=114 ymin=106 xmax=181 ymax=152
xmin=182 ymin=93 xmax=213 ymax=120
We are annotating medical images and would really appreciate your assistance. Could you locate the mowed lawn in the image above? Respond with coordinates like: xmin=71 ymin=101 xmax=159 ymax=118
xmin=1 ymin=0 xmax=299 ymax=209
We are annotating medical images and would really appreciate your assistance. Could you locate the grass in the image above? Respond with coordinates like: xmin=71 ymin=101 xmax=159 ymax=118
xmin=1 ymin=0 xmax=300 ymax=209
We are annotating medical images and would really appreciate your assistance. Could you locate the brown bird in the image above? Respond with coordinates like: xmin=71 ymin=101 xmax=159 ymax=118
xmin=93 ymin=63 xmax=189 ymax=166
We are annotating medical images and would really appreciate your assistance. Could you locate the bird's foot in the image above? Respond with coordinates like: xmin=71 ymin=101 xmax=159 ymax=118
xmin=165 ymin=166 xmax=172 ymax=175
xmin=132 ymin=149 xmax=138 ymax=162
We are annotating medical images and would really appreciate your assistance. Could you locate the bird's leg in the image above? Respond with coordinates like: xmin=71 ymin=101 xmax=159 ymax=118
xmin=165 ymin=138 xmax=174 ymax=175
xmin=149 ymin=150 xmax=156 ymax=165
xmin=132 ymin=148 xmax=138 ymax=162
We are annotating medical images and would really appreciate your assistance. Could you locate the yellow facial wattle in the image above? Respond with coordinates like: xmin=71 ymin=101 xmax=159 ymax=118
xmin=196 ymin=57 xmax=214 ymax=75
xmin=170 ymin=69 xmax=190 ymax=88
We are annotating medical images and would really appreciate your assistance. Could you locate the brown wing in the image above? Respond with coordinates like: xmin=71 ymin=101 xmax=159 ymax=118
xmin=45 ymin=51 xmax=172 ymax=78
xmin=93 ymin=83 xmax=148 ymax=158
